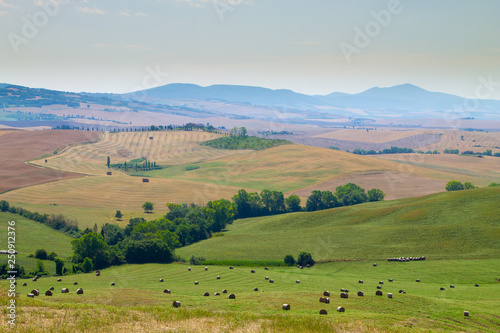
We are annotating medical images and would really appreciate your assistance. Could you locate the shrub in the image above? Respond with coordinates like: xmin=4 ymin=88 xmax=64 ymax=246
xmin=47 ymin=252 xmax=58 ymax=261
xmin=297 ymin=252 xmax=315 ymax=267
xmin=35 ymin=249 xmax=48 ymax=260
xmin=189 ymin=255 xmax=206 ymax=265
xmin=284 ymin=255 xmax=296 ymax=266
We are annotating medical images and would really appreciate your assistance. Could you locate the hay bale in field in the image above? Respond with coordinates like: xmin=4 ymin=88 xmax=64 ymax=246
xmin=416 ymin=279 xmax=420 ymax=282
xmin=475 ymin=284 xmax=479 ymax=287
xmin=450 ymin=285 xmax=455 ymax=288
xmin=149 ymin=137 xmax=153 ymax=140
xmin=57 ymin=278 xmax=62 ymax=282
xmin=45 ymin=290 xmax=53 ymax=296
xmin=398 ymin=290 xmax=406 ymax=294
xmin=217 ymin=276 xmax=221 ymax=280
xmin=319 ymin=297 xmax=330 ymax=304
xmin=45 ymin=159 xmax=48 ymax=163
xmin=296 ymin=280 xmax=300 ymax=284
xmin=172 ymin=301 xmax=181 ymax=308
xmin=229 ymin=266 xmax=233 ymax=269
xmin=376 ymin=285 xmax=382 ymax=289
xmin=340 ymin=288 xmax=345 ymax=292
xmin=373 ymin=263 xmax=377 ymax=267
xmin=194 ymin=281 xmax=199 ymax=285
xmin=203 ymin=292 xmax=210 ymax=296
xmin=106 ymin=172 xmax=112 ymax=176
xmin=205 ymin=267 xmax=208 ymax=271
xmin=142 ymin=178 xmax=149 ymax=182
xmin=379 ymin=281 xmax=384 ymax=285
xmin=269 ymin=279 xmax=274 ymax=283
xmin=31 ymin=289 xmax=39 ymax=296
xmin=32 ymin=276 xmax=38 ymax=282
xmin=306 ymin=264 xmax=311 ymax=268
xmin=222 ymin=289 xmax=228 ymax=294
xmin=340 ymin=292 xmax=348 ymax=299
xmin=49 ymin=286 xmax=54 ymax=291
xmin=388 ymin=293 xmax=393 ymax=298
xmin=96 ymin=271 xmax=100 ymax=276
xmin=282 ymin=304 xmax=290 ymax=311
xmin=164 ymin=289 xmax=171 ymax=294
xmin=228 ymin=294 xmax=236 ymax=299
xmin=74 ymin=282 xmax=78 ymax=285
xmin=319 ymin=309 xmax=327 ymax=315
xmin=358 ymin=280 xmax=363 ymax=284
xmin=214 ymin=292 xmax=220 ymax=296
xmin=251 ymin=270 xmax=256 ymax=273
xmin=376 ymin=290 xmax=383 ymax=296
xmin=323 ymin=291 xmax=330 ymax=297
xmin=389 ymin=279 xmax=393 ymax=282
xmin=61 ymin=288 xmax=69 ymax=293
xmin=265 ymin=277 xmax=269 ymax=280
xmin=159 ymin=279 xmax=164 ymax=282
xmin=265 ymin=267 xmax=269 ymax=270
xmin=299 ymin=266 xmax=303 ymax=269
xmin=337 ymin=306 xmax=345 ymax=312
xmin=440 ymin=287 xmax=445 ymax=290
xmin=463 ymin=311 xmax=469 ymax=317
xmin=27 ymin=293 xmax=34 ymax=298
xmin=357 ymin=291 xmax=364 ymax=296
xmin=23 ymin=283 xmax=27 ymax=286
xmin=254 ymin=287 xmax=259 ymax=291
xmin=111 ymin=282 xmax=115 ymax=286
xmin=76 ymin=288 xmax=84 ymax=295
xmin=188 ymin=267 xmax=191 ymax=271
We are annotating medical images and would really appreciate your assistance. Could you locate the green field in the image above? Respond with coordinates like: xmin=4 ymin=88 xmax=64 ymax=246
xmin=0 ymin=212 xmax=73 ymax=274
xmin=177 ymin=187 xmax=500 ymax=261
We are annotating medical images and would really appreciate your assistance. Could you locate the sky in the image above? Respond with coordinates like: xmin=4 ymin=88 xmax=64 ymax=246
xmin=1 ymin=0 xmax=500 ymax=98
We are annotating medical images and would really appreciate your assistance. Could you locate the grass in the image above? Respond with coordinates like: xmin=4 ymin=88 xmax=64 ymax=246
xmin=1 ymin=259 xmax=498 ymax=332
xmin=0 ymin=212 xmax=73 ymax=274
xmin=176 ymin=187 xmax=500 ymax=261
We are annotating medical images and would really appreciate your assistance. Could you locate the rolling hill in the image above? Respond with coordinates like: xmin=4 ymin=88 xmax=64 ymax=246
xmin=176 ymin=187 xmax=500 ymax=262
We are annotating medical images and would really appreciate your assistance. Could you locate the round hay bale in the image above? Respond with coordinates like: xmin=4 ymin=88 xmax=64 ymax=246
xmin=27 ymin=293 xmax=34 ymax=298
xmin=254 ymin=287 xmax=259 ymax=291
xmin=31 ymin=289 xmax=40 ymax=296
xmin=159 ymin=279 xmax=164 ymax=282
xmin=340 ymin=288 xmax=345 ymax=292
xmin=74 ymin=282 xmax=78 ymax=285
xmin=379 ymin=281 xmax=384 ymax=285
xmin=217 ymin=276 xmax=221 ymax=280
xmin=340 ymin=292 xmax=348 ymax=299
xmin=319 ymin=297 xmax=327 ymax=303
xmin=450 ymin=285 xmax=455 ymax=288
xmin=376 ymin=285 xmax=382 ymax=289
xmin=229 ymin=266 xmax=233 ymax=269
xmin=463 ymin=311 xmax=469 ymax=317
xmin=398 ymin=289 xmax=406 ymax=294
xmin=228 ymin=294 xmax=236 ymax=299
xmin=203 ymin=292 xmax=210 ymax=296
xmin=345 ymin=289 xmax=349 ymax=293
xmin=323 ymin=291 xmax=330 ymax=297
xmin=205 ymin=267 xmax=208 ymax=271
xmin=475 ymin=284 xmax=479 ymax=287
xmin=172 ymin=301 xmax=181 ymax=308
xmin=376 ymin=290 xmax=383 ymax=296
xmin=251 ymin=270 xmax=256 ymax=273
xmin=319 ymin=309 xmax=328 ymax=315
xmin=194 ymin=281 xmax=199 ymax=285
xmin=389 ymin=279 xmax=393 ymax=282
xmin=388 ymin=293 xmax=393 ymax=298
xmin=265 ymin=267 xmax=269 ymax=270
xmin=358 ymin=280 xmax=363 ymax=284
xmin=111 ymin=282 xmax=115 ymax=286
xmin=296 ymin=280 xmax=300 ymax=284
xmin=61 ymin=288 xmax=69 ymax=293
xmin=416 ymin=279 xmax=420 ymax=282
xmin=95 ymin=270 xmax=100 ymax=276
xmin=164 ymin=289 xmax=171 ymax=294
xmin=222 ymin=289 xmax=228 ymax=294
xmin=357 ymin=291 xmax=364 ymax=296
xmin=265 ymin=276 xmax=269 ymax=280
xmin=45 ymin=290 xmax=53 ymax=296
xmin=57 ymin=278 xmax=62 ymax=282
xmin=188 ymin=267 xmax=191 ymax=271
xmin=440 ymin=287 xmax=445 ymax=290
xmin=373 ymin=263 xmax=377 ymax=267
xmin=49 ymin=286 xmax=54 ymax=291
xmin=76 ymin=288 xmax=84 ymax=295
xmin=306 ymin=264 xmax=311 ymax=268
xmin=23 ymin=283 xmax=27 ymax=286
xmin=269 ymin=279 xmax=274 ymax=283
xmin=282 ymin=304 xmax=290 ymax=311
xmin=214 ymin=292 xmax=220 ymax=296
xmin=337 ymin=306 xmax=345 ymax=312
xmin=299 ymin=266 xmax=303 ymax=269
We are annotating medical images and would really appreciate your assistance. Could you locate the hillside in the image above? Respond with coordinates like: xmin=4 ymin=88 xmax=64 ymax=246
xmin=177 ymin=187 xmax=500 ymax=261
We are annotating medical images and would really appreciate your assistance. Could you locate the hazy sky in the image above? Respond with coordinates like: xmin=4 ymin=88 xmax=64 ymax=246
xmin=1 ymin=0 xmax=500 ymax=98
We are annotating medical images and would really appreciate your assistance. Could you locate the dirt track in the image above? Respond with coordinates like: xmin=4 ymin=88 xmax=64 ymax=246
xmin=0 ymin=130 xmax=99 ymax=193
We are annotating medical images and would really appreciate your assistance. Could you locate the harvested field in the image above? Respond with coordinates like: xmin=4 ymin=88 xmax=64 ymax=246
xmin=315 ymin=129 xmax=427 ymax=143
xmin=289 ymin=171 xmax=448 ymax=200
xmin=420 ymin=130 xmax=500 ymax=154
xmin=0 ymin=130 xmax=99 ymax=193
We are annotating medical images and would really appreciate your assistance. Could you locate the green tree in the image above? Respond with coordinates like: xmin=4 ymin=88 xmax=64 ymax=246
xmin=54 ymin=257 xmax=64 ymax=276
xmin=285 ymin=195 xmax=301 ymax=212
xmin=463 ymin=182 xmax=476 ymax=190
xmin=36 ymin=260 xmax=46 ymax=275
xmin=335 ymin=183 xmax=368 ymax=206
xmin=35 ymin=249 xmax=48 ymax=260
xmin=446 ymin=180 xmax=464 ymax=191
xmin=305 ymin=190 xmax=322 ymax=211
xmin=47 ymin=252 xmax=58 ymax=261
xmin=107 ymin=156 xmax=110 ymax=168
xmin=284 ymin=254 xmax=296 ymax=266
xmin=297 ymin=252 xmax=315 ymax=267
xmin=205 ymin=199 xmax=235 ymax=232
xmin=368 ymin=188 xmax=386 ymax=202
xmin=82 ymin=257 xmax=93 ymax=273
xmin=142 ymin=201 xmax=154 ymax=213
xmin=0 ymin=200 xmax=9 ymax=212
xmin=115 ymin=210 xmax=123 ymax=220
xmin=71 ymin=232 xmax=110 ymax=270
xmin=483 ymin=149 xmax=492 ymax=156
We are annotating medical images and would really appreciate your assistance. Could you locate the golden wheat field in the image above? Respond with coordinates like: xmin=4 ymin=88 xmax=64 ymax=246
xmin=30 ymin=131 xmax=249 ymax=176
xmin=420 ymin=130 xmax=500 ymax=153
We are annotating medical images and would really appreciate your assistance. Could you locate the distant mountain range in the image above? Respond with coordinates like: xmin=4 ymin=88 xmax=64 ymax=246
xmin=134 ymin=83 xmax=500 ymax=119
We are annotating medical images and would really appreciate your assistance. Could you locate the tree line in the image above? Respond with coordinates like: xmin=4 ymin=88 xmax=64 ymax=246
xmin=352 ymin=147 xmax=414 ymax=155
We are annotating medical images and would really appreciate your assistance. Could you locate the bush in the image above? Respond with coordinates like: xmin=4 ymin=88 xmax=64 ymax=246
xmin=297 ymin=252 xmax=315 ymax=267
xmin=82 ymin=257 xmax=93 ymax=273
xmin=284 ymin=254 xmax=296 ymax=266
xmin=55 ymin=258 xmax=64 ymax=276
xmin=35 ymin=249 xmax=48 ymax=260
xmin=189 ymin=255 xmax=206 ymax=265
xmin=185 ymin=165 xmax=200 ymax=171
xmin=47 ymin=252 xmax=58 ymax=261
